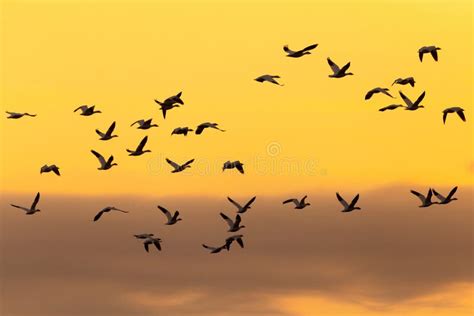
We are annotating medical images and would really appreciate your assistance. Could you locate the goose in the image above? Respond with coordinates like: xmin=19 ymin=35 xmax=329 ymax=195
xmin=195 ymin=122 xmax=225 ymax=135
xmin=336 ymin=193 xmax=361 ymax=212
xmin=327 ymin=58 xmax=353 ymax=78
xmin=171 ymin=127 xmax=193 ymax=136
xmin=166 ymin=158 xmax=194 ymax=173
xmin=399 ymin=91 xmax=426 ymax=110
xmin=6 ymin=111 xmax=37 ymax=119
xmin=134 ymin=233 xmax=154 ymax=239
xmin=163 ymin=92 xmax=184 ymax=106
xmin=126 ymin=136 xmax=151 ymax=156
xmin=392 ymin=77 xmax=415 ymax=87
xmin=220 ymin=213 xmax=245 ymax=232
xmin=442 ymin=107 xmax=466 ymax=124
xmin=202 ymin=244 xmax=227 ymax=254
xmin=365 ymin=87 xmax=394 ymax=100
xmin=93 ymin=206 xmax=128 ymax=221
xmin=410 ymin=189 xmax=437 ymax=207
xmin=227 ymin=196 xmax=256 ymax=214
xmin=74 ymin=105 xmax=101 ymax=116
xmin=282 ymin=196 xmax=310 ymax=209
xmin=225 ymin=234 xmax=244 ymax=250
xmin=154 ymin=95 xmax=182 ymax=119
xmin=283 ymin=43 xmax=318 ymax=57
xmin=40 ymin=164 xmax=60 ymax=176
xmin=96 ymin=121 xmax=118 ymax=140
xmin=222 ymin=160 xmax=244 ymax=174
xmin=432 ymin=186 xmax=458 ymax=204
xmin=379 ymin=104 xmax=404 ymax=112
xmin=131 ymin=119 xmax=158 ymax=130
xmin=10 ymin=192 xmax=41 ymax=215
xmin=418 ymin=46 xmax=441 ymax=62
xmin=143 ymin=237 xmax=162 ymax=252
xmin=157 ymin=205 xmax=182 ymax=225
xmin=91 ymin=150 xmax=117 ymax=170
xmin=255 ymin=75 xmax=284 ymax=86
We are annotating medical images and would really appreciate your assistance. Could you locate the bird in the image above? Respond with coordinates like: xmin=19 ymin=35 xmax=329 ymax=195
xmin=74 ymin=105 xmax=101 ymax=116
xmin=40 ymin=164 xmax=60 ymax=176
xmin=6 ymin=111 xmax=36 ymax=119
xmin=365 ymin=87 xmax=394 ymax=100
xmin=10 ymin=192 xmax=41 ymax=215
xmin=157 ymin=205 xmax=182 ymax=225
xmin=91 ymin=150 xmax=118 ymax=170
xmin=327 ymin=57 xmax=353 ymax=78
xmin=154 ymin=93 xmax=183 ymax=119
xmin=202 ymin=244 xmax=227 ymax=254
xmin=195 ymin=122 xmax=225 ymax=135
xmin=336 ymin=193 xmax=361 ymax=212
xmin=220 ymin=213 xmax=245 ymax=232
xmin=143 ymin=237 xmax=162 ymax=252
xmin=166 ymin=158 xmax=194 ymax=173
xmin=163 ymin=92 xmax=184 ymax=106
xmin=442 ymin=107 xmax=466 ymax=124
xmin=399 ymin=91 xmax=426 ymax=110
xmin=410 ymin=189 xmax=437 ymax=207
xmin=283 ymin=43 xmax=318 ymax=57
xmin=225 ymin=235 xmax=244 ymax=250
xmin=131 ymin=119 xmax=158 ymax=130
xmin=171 ymin=127 xmax=193 ymax=136
xmin=282 ymin=196 xmax=310 ymax=209
xmin=134 ymin=233 xmax=155 ymax=239
xmin=418 ymin=46 xmax=441 ymax=62
xmin=93 ymin=206 xmax=128 ymax=221
xmin=96 ymin=121 xmax=118 ymax=140
xmin=227 ymin=196 xmax=256 ymax=214
xmin=126 ymin=136 xmax=151 ymax=156
xmin=392 ymin=77 xmax=415 ymax=87
xmin=222 ymin=160 xmax=244 ymax=174
xmin=379 ymin=104 xmax=404 ymax=112
xmin=432 ymin=186 xmax=458 ymax=205
xmin=254 ymin=75 xmax=284 ymax=86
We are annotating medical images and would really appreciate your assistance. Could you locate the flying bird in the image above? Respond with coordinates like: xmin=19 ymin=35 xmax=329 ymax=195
xmin=442 ymin=107 xmax=466 ymax=124
xmin=202 ymin=244 xmax=227 ymax=254
xmin=131 ymin=119 xmax=158 ymax=130
xmin=91 ymin=150 xmax=117 ymax=170
xmin=392 ymin=77 xmax=415 ymax=87
xmin=134 ymin=233 xmax=155 ymax=239
xmin=220 ymin=213 xmax=246 ymax=232
xmin=283 ymin=43 xmax=318 ymax=57
xmin=126 ymin=136 xmax=151 ymax=156
xmin=327 ymin=57 xmax=353 ymax=78
xmin=365 ymin=87 xmax=394 ymax=100
xmin=225 ymin=234 xmax=244 ymax=250
xmin=143 ymin=236 xmax=162 ymax=252
xmin=432 ymin=186 xmax=458 ymax=205
xmin=154 ymin=92 xmax=183 ymax=119
xmin=40 ymin=164 xmax=60 ymax=176
xmin=379 ymin=104 xmax=404 ymax=112
xmin=157 ymin=205 xmax=182 ymax=225
xmin=399 ymin=91 xmax=426 ymax=110
xmin=166 ymin=158 xmax=194 ymax=173
xmin=96 ymin=121 xmax=118 ymax=140
xmin=6 ymin=111 xmax=36 ymax=119
xmin=223 ymin=160 xmax=244 ymax=174
xmin=74 ymin=105 xmax=101 ymax=116
xmin=171 ymin=127 xmax=193 ymax=136
xmin=227 ymin=196 xmax=256 ymax=214
xmin=282 ymin=196 xmax=310 ymax=209
xmin=163 ymin=92 xmax=184 ymax=105
xmin=418 ymin=46 xmax=441 ymax=62
xmin=195 ymin=122 xmax=225 ymax=135
xmin=410 ymin=189 xmax=437 ymax=207
xmin=336 ymin=193 xmax=361 ymax=212
xmin=10 ymin=192 xmax=41 ymax=215
xmin=254 ymin=75 xmax=284 ymax=86
xmin=93 ymin=206 xmax=128 ymax=221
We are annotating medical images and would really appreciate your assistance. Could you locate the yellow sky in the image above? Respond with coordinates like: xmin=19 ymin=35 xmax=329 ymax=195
xmin=1 ymin=0 xmax=472 ymax=197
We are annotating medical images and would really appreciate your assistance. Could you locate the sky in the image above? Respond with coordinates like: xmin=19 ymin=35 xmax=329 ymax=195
xmin=1 ymin=0 xmax=473 ymax=315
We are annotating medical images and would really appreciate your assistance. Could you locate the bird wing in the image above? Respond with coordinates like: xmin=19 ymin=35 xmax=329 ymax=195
xmin=52 ymin=166 xmax=61 ymax=176
xmin=166 ymin=158 xmax=180 ymax=169
xmin=340 ymin=62 xmax=351 ymax=73
xmin=195 ymin=125 xmax=205 ymax=134
xmin=327 ymin=58 xmax=340 ymax=73
xmin=74 ymin=105 xmax=87 ymax=112
xmin=236 ymin=237 xmax=244 ymax=248
xmin=157 ymin=205 xmax=172 ymax=221
xmin=236 ymin=163 xmax=244 ymax=174
xmin=456 ymin=110 xmax=466 ymax=122
xmin=418 ymin=51 xmax=424 ymax=62
xmin=365 ymin=90 xmax=374 ymax=100
xmin=136 ymin=136 xmax=148 ymax=151
xmin=234 ymin=214 xmax=242 ymax=226
xmin=144 ymin=242 xmax=150 ymax=252
xmin=31 ymin=192 xmax=40 ymax=209
xmin=336 ymin=193 xmax=349 ymax=209
xmin=283 ymin=199 xmax=298 ymax=205
xmin=91 ymin=150 xmax=106 ymax=166
xmin=131 ymin=120 xmax=143 ymax=127
xmin=301 ymin=195 xmax=308 ymax=203
xmin=431 ymin=189 xmax=446 ymax=201
xmin=161 ymin=107 xmax=167 ymax=119
xmin=93 ymin=210 xmax=104 ymax=221
xmin=413 ymin=91 xmax=426 ymax=106
xmin=382 ymin=90 xmax=394 ymax=98
xmin=399 ymin=91 xmax=413 ymax=107
xmin=106 ymin=155 xmax=115 ymax=166
xmin=227 ymin=197 xmax=242 ymax=209
xmin=283 ymin=45 xmax=295 ymax=54
xmin=431 ymin=50 xmax=438 ymax=61
xmin=105 ymin=121 xmax=116 ymax=136
xmin=171 ymin=211 xmax=180 ymax=222
xmin=446 ymin=186 xmax=458 ymax=200
xmin=443 ymin=112 xmax=448 ymax=124
xmin=410 ymin=190 xmax=426 ymax=203
xmin=183 ymin=159 xmax=195 ymax=167
xmin=244 ymin=196 xmax=256 ymax=209
xmin=220 ymin=212 xmax=234 ymax=227
xmin=95 ymin=129 xmax=105 ymax=137
xmin=349 ymin=194 xmax=360 ymax=208
xmin=303 ymin=43 xmax=318 ymax=51
xmin=10 ymin=204 xmax=28 ymax=212
xmin=154 ymin=241 xmax=161 ymax=251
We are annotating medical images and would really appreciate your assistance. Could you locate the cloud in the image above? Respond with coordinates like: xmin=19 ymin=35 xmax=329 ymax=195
xmin=1 ymin=186 xmax=473 ymax=315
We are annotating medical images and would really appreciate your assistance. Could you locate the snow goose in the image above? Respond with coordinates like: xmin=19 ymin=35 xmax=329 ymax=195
xmin=410 ymin=189 xmax=437 ymax=207
xmin=255 ymin=75 xmax=284 ymax=86
xmin=223 ymin=160 xmax=244 ymax=174
xmin=6 ymin=111 xmax=37 ymax=119
xmin=282 ymin=196 xmax=310 ymax=209
xmin=93 ymin=206 xmax=128 ymax=221
xmin=202 ymin=244 xmax=227 ymax=254
xmin=399 ymin=91 xmax=425 ymax=110
xmin=392 ymin=77 xmax=415 ymax=87
xmin=442 ymin=107 xmax=466 ymax=124
xmin=336 ymin=193 xmax=361 ymax=212
xmin=418 ymin=46 xmax=441 ymax=62
xmin=127 ymin=136 xmax=151 ymax=156
xmin=157 ymin=205 xmax=182 ymax=225
xmin=195 ymin=122 xmax=225 ymax=135
xmin=166 ymin=158 xmax=194 ymax=173
xmin=283 ymin=43 xmax=318 ymax=57
xmin=220 ymin=213 xmax=245 ymax=232
xmin=143 ymin=237 xmax=162 ymax=252
xmin=74 ymin=105 xmax=101 ymax=116
xmin=225 ymin=234 xmax=244 ymax=250
xmin=10 ymin=192 xmax=41 ymax=215
xmin=227 ymin=196 xmax=256 ymax=214
xmin=91 ymin=150 xmax=117 ymax=170
xmin=432 ymin=186 xmax=458 ymax=204
xmin=131 ymin=119 xmax=158 ymax=130
xmin=40 ymin=164 xmax=60 ymax=176
xmin=379 ymin=104 xmax=404 ymax=112
xmin=96 ymin=121 xmax=118 ymax=140
xmin=171 ymin=127 xmax=193 ymax=136
xmin=134 ymin=233 xmax=154 ymax=239
xmin=327 ymin=58 xmax=353 ymax=78
xmin=365 ymin=87 xmax=394 ymax=100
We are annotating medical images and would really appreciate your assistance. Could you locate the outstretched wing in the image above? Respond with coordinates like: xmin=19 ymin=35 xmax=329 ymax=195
xmin=74 ymin=105 xmax=86 ymax=112
xmin=349 ymin=194 xmax=360 ymax=208
xmin=106 ymin=121 xmax=116 ymax=136
xmin=91 ymin=150 xmax=106 ymax=166
xmin=303 ymin=43 xmax=318 ymax=52
xmin=136 ymin=136 xmax=148 ymax=151
xmin=93 ymin=210 xmax=104 ymax=222
xmin=283 ymin=45 xmax=295 ymax=54
xmin=236 ymin=237 xmax=244 ymax=248
xmin=195 ymin=125 xmax=205 ymax=134
xmin=340 ymin=62 xmax=351 ymax=73
xmin=244 ymin=196 xmax=256 ymax=209
xmin=95 ymin=129 xmax=105 ymax=137
xmin=336 ymin=193 xmax=349 ymax=209
xmin=220 ymin=212 xmax=234 ymax=228
xmin=157 ymin=205 xmax=172 ymax=221
xmin=227 ymin=197 xmax=242 ymax=210
xmin=443 ymin=112 xmax=448 ymax=124
xmin=131 ymin=119 xmax=143 ymax=127
xmin=410 ymin=190 xmax=426 ymax=203
xmin=183 ymin=159 xmax=195 ymax=167
xmin=166 ymin=158 xmax=180 ymax=169
xmin=31 ymin=192 xmax=40 ymax=209
xmin=399 ymin=91 xmax=413 ymax=107
xmin=431 ymin=189 xmax=445 ymax=201
xmin=457 ymin=111 xmax=466 ymax=122
xmin=154 ymin=241 xmax=161 ymax=251
xmin=327 ymin=58 xmax=340 ymax=73
xmin=431 ymin=50 xmax=438 ymax=61
xmin=413 ymin=91 xmax=426 ymax=106
xmin=446 ymin=186 xmax=458 ymax=200
xmin=283 ymin=199 xmax=298 ymax=205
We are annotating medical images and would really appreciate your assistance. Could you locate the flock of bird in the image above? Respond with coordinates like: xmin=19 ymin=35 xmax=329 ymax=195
xmin=7 ymin=42 xmax=464 ymax=254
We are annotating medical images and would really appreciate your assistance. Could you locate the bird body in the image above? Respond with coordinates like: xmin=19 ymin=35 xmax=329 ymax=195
xmin=336 ymin=193 xmax=361 ymax=212
xmin=40 ymin=164 xmax=60 ymax=176
xmin=171 ymin=127 xmax=193 ymax=136
xmin=255 ymin=75 xmax=284 ymax=86
xmin=93 ymin=206 xmax=128 ymax=221
xmin=327 ymin=58 xmax=353 ymax=78
xmin=283 ymin=43 xmax=318 ymax=57
xmin=283 ymin=196 xmax=310 ymax=209
xmin=154 ymin=92 xmax=183 ymax=119
xmin=96 ymin=121 xmax=118 ymax=140
xmin=6 ymin=111 xmax=37 ymax=119
xmin=220 ymin=213 xmax=245 ymax=232
xmin=195 ymin=122 xmax=225 ymax=135
xmin=365 ymin=87 xmax=394 ymax=100
xmin=74 ymin=105 xmax=101 ymax=116
xmin=166 ymin=158 xmax=194 ymax=173
xmin=157 ymin=205 xmax=182 ymax=225
xmin=131 ymin=119 xmax=158 ymax=130
xmin=10 ymin=192 xmax=41 ymax=215
xmin=392 ymin=77 xmax=415 ymax=87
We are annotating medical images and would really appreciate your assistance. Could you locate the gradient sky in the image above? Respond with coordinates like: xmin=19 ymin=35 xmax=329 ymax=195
xmin=1 ymin=0 xmax=473 ymax=315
